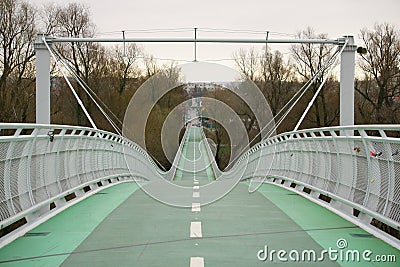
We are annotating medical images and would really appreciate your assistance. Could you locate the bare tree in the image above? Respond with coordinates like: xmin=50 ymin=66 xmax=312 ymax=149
xmin=42 ymin=2 xmax=96 ymax=81
xmin=42 ymin=2 xmax=105 ymax=126
xmin=0 ymin=0 xmax=37 ymax=122
xmin=111 ymin=43 xmax=141 ymax=94
xmin=143 ymin=54 xmax=160 ymax=78
xmin=290 ymin=27 xmax=337 ymax=127
xmin=233 ymin=46 xmax=296 ymax=134
xmin=38 ymin=2 xmax=60 ymax=35
xmin=233 ymin=47 xmax=259 ymax=81
xmin=356 ymin=23 xmax=400 ymax=123
xmin=259 ymin=50 xmax=295 ymax=116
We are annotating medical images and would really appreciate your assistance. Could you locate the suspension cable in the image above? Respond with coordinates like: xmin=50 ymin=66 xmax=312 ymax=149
xmin=293 ymin=40 xmax=348 ymax=131
xmin=42 ymin=37 xmax=98 ymax=129
xmin=223 ymin=46 xmax=341 ymax=170
xmin=46 ymin=41 xmax=169 ymax=171
xmin=50 ymin=46 xmax=122 ymax=135
xmin=255 ymin=45 xmax=341 ymax=142
xmin=273 ymin=47 xmax=341 ymax=133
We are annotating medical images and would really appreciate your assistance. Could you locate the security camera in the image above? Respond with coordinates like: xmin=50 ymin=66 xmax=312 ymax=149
xmin=357 ymin=47 xmax=367 ymax=54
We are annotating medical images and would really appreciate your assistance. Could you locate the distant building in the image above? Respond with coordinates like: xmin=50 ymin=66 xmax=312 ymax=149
xmin=183 ymin=82 xmax=219 ymax=95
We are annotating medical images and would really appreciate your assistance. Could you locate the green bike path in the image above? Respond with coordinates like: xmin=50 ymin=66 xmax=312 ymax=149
xmin=0 ymin=183 xmax=140 ymax=266
xmin=0 ymin=182 xmax=398 ymax=266
xmin=174 ymin=127 xmax=214 ymax=183
xmin=0 ymin=126 xmax=398 ymax=266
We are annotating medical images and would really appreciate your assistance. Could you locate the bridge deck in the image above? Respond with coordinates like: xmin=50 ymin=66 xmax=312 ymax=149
xmin=174 ymin=127 xmax=214 ymax=183
xmin=0 ymin=127 xmax=398 ymax=266
xmin=1 ymin=183 xmax=398 ymax=266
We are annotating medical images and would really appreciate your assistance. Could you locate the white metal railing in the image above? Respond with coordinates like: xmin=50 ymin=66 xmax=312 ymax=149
xmin=221 ymin=125 xmax=400 ymax=247
xmin=1 ymin=123 xmax=399 ymax=248
xmin=0 ymin=123 xmax=167 ymax=238
xmin=167 ymin=128 xmax=189 ymax=181
xmin=199 ymin=128 xmax=222 ymax=178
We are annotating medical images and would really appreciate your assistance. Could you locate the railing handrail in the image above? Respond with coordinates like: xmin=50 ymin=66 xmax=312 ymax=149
xmin=1 ymin=122 xmax=399 ymax=249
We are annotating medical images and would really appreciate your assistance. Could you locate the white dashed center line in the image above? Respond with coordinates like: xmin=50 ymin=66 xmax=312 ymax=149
xmin=190 ymin=222 xmax=202 ymax=238
xmin=192 ymin=202 xmax=201 ymax=212
xmin=190 ymin=257 xmax=204 ymax=267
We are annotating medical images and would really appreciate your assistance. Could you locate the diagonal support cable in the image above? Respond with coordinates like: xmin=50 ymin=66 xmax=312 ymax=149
xmin=293 ymin=40 xmax=348 ymax=131
xmin=51 ymin=47 xmax=122 ymax=135
xmin=46 ymin=41 xmax=168 ymax=171
xmin=42 ymin=37 xmax=98 ymax=130
xmin=223 ymin=47 xmax=342 ymax=170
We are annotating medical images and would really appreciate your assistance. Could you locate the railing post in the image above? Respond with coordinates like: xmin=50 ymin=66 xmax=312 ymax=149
xmin=34 ymin=34 xmax=51 ymax=124
xmin=339 ymin=36 xmax=357 ymax=135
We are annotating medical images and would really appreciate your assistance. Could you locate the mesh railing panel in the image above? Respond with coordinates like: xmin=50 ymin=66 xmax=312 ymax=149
xmin=230 ymin=125 xmax=400 ymax=227
xmin=1 ymin=124 xmax=399 ymax=236
xmin=0 ymin=124 xmax=164 ymax=223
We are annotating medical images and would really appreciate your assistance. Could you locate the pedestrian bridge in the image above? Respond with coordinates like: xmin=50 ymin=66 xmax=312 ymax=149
xmin=0 ymin=123 xmax=399 ymax=266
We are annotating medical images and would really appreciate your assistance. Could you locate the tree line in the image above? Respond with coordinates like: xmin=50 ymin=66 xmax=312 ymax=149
xmin=233 ymin=25 xmax=400 ymax=131
xmin=0 ymin=0 xmax=163 ymax=129
xmin=1 ymin=0 xmax=399 ymax=167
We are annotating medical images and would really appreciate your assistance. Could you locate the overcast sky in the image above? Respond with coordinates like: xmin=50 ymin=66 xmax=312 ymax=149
xmin=31 ymin=0 xmax=400 ymax=66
